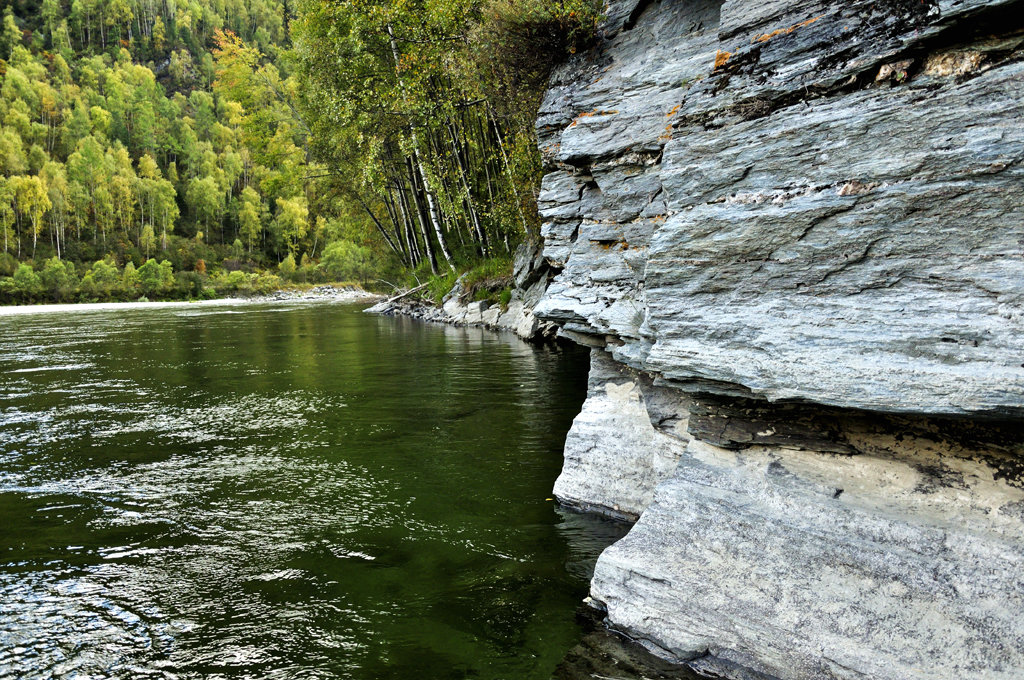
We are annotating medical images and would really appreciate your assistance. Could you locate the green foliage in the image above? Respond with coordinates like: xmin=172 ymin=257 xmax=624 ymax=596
xmin=225 ymin=270 xmax=250 ymax=290
xmin=460 ymin=256 xmax=513 ymax=305
xmin=0 ymin=252 xmax=17 ymax=276
xmin=291 ymin=0 xmax=569 ymax=278
xmin=122 ymin=261 xmax=140 ymax=294
xmin=81 ymin=259 xmax=119 ymax=298
xmin=0 ymin=0 xmax=578 ymax=306
xmin=278 ymin=253 xmax=297 ymax=278
xmin=252 ymin=271 xmax=283 ymax=293
xmin=159 ymin=261 xmax=174 ymax=290
xmin=12 ymin=263 xmax=42 ymax=296
xmin=0 ymin=0 xmax=338 ymax=295
xmin=177 ymin=270 xmax=205 ymax=298
xmin=137 ymin=258 xmax=173 ymax=295
xmin=274 ymin=196 xmax=309 ymax=256
xmin=463 ymin=257 xmax=512 ymax=288
xmin=321 ymin=240 xmax=372 ymax=283
xmin=426 ymin=270 xmax=460 ymax=306
xmin=140 ymin=226 xmax=157 ymax=257
xmin=39 ymin=257 xmax=78 ymax=301
xmin=473 ymin=0 xmax=603 ymax=96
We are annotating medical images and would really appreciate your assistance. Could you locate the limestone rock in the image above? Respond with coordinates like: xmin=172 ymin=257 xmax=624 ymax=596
xmin=592 ymin=430 xmax=1024 ymax=680
xmin=554 ymin=349 xmax=688 ymax=520
xmin=537 ymin=0 xmax=1024 ymax=677
xmin=557 ymin=346 xmax=1024 ymax=679
xmin=536 ymin=0 xmax=1024 ymax=416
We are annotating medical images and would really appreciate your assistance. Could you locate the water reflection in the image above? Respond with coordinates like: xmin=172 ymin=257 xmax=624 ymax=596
xmin=0 ymin=302 xmax=614 ymax=679
xmin=554 ymin=607 xmax=708 ymax=680
xmin=553 ymin=508 xmax=632 ymax=583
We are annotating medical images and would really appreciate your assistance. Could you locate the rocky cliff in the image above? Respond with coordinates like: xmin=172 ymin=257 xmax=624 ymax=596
xmin=534 ymin=0 xmax=1024 ymax=678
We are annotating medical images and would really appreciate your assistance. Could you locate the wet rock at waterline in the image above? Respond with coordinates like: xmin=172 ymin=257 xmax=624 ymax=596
xmin=365 ymin=243 xmax=558 ymax=342
xmin=553 ymin=606 xmax=710 ymax=680
xmin=536 ymin=0 xmax=1024 ymax=677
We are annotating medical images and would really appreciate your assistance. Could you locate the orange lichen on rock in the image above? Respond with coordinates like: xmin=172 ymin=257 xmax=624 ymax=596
xmin=659 ymin=120 xmax=674 ymax=142
xmin=714 ymin=50 xmax=731 ymax=69
xmin=569 ymin=109 xmax=620 ymax=127
xmin=752 ymin=15 xmax=822 ymax=43
xmin=666 ymin=104 xmax=681 ymax=118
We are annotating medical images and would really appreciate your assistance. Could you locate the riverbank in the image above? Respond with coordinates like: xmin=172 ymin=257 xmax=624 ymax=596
xmin=0 ymin=284 xmax=379 ymax=316
xmin=365 ymin=291 xmax=554 ymax=342
xmin=365 ymin=244 xmax=558 ymax=342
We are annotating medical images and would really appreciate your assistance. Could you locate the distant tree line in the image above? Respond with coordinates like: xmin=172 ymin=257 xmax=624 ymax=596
xmin=0 ymin=0 xmax=601 ymax=302
xmin=0 ymin=0 xmax=319 ymax=268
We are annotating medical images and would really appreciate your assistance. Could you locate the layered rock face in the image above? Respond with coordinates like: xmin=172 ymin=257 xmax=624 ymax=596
xmin=554 ymin=349 xmax=691 ymax=520
xmin=536 ymin=0 xmax=1024 ymax=677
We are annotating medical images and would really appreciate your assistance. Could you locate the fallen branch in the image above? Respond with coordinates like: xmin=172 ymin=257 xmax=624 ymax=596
xmin=382 ymin=282 xmax=430 ymax=304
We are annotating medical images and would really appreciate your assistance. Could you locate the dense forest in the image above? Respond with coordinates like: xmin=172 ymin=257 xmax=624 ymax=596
xmin=0 ymin=0 xmax=599 ymax=304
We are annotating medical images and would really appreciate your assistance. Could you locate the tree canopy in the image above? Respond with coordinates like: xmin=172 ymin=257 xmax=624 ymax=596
xmin=0 ymin=0 xmax=601 ymax=303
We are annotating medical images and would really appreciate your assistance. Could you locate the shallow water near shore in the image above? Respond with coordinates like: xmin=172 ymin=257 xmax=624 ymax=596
xmin=0 ymin=286 xmax=377 ymax=317
xmin=0 ymin=301 xmax=626 ymax=679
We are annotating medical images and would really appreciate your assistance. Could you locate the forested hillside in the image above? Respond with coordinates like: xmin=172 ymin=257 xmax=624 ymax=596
xmin=0 ymin=0 xmax=599 ymax=303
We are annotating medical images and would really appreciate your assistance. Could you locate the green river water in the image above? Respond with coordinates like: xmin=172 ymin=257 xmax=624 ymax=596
xmin=0 ymin=300 xmax=629 ymax=680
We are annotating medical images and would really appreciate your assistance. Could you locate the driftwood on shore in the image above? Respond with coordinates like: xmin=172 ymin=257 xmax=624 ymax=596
xmin=381 ymin=282 xmax=430 ymax=305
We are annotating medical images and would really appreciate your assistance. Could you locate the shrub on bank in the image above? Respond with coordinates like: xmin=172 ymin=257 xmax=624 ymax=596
xmin=321 ymin=240 xmax=373 ymax=283
xmin=427 ymin=270 xmax=460 ymax=305
xmin=462 ymin=257 xmax=514 ymax=306
xmin=0 ymin=253 xmax=17 ymax=277
xmin=137 ymin=259 xmax=175 ymax=295
xmin=0 ymin=243 xmax=356 ymax=305
xmin=39 ymin=257 xmax=79 ymax=302
xmin=279 ymin=253 xmax=298 ymax=280
xmin=81 ymin=260 xmax=121 ymax=298
xmin=12 ymin=263 xmax=43 ymax=297
xmin=413 ymin=257 xmax=515 ymax=308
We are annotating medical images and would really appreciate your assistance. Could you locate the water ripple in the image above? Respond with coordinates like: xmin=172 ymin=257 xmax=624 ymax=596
xmin=0 ymin=302 xmax=602 ymax=679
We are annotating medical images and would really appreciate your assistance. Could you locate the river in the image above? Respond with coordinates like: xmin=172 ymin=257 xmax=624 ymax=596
xmin=0 ymin=300 xmax=628 ymax=679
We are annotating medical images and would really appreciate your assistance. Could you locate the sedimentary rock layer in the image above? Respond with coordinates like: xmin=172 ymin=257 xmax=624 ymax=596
xmin=537 ymin=0 xmax=1024 ymax=677
xmin=553 ymin=349 xmax=690 ymax=520
xmin=536 ymin=0 xmax=1024 ymax=416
